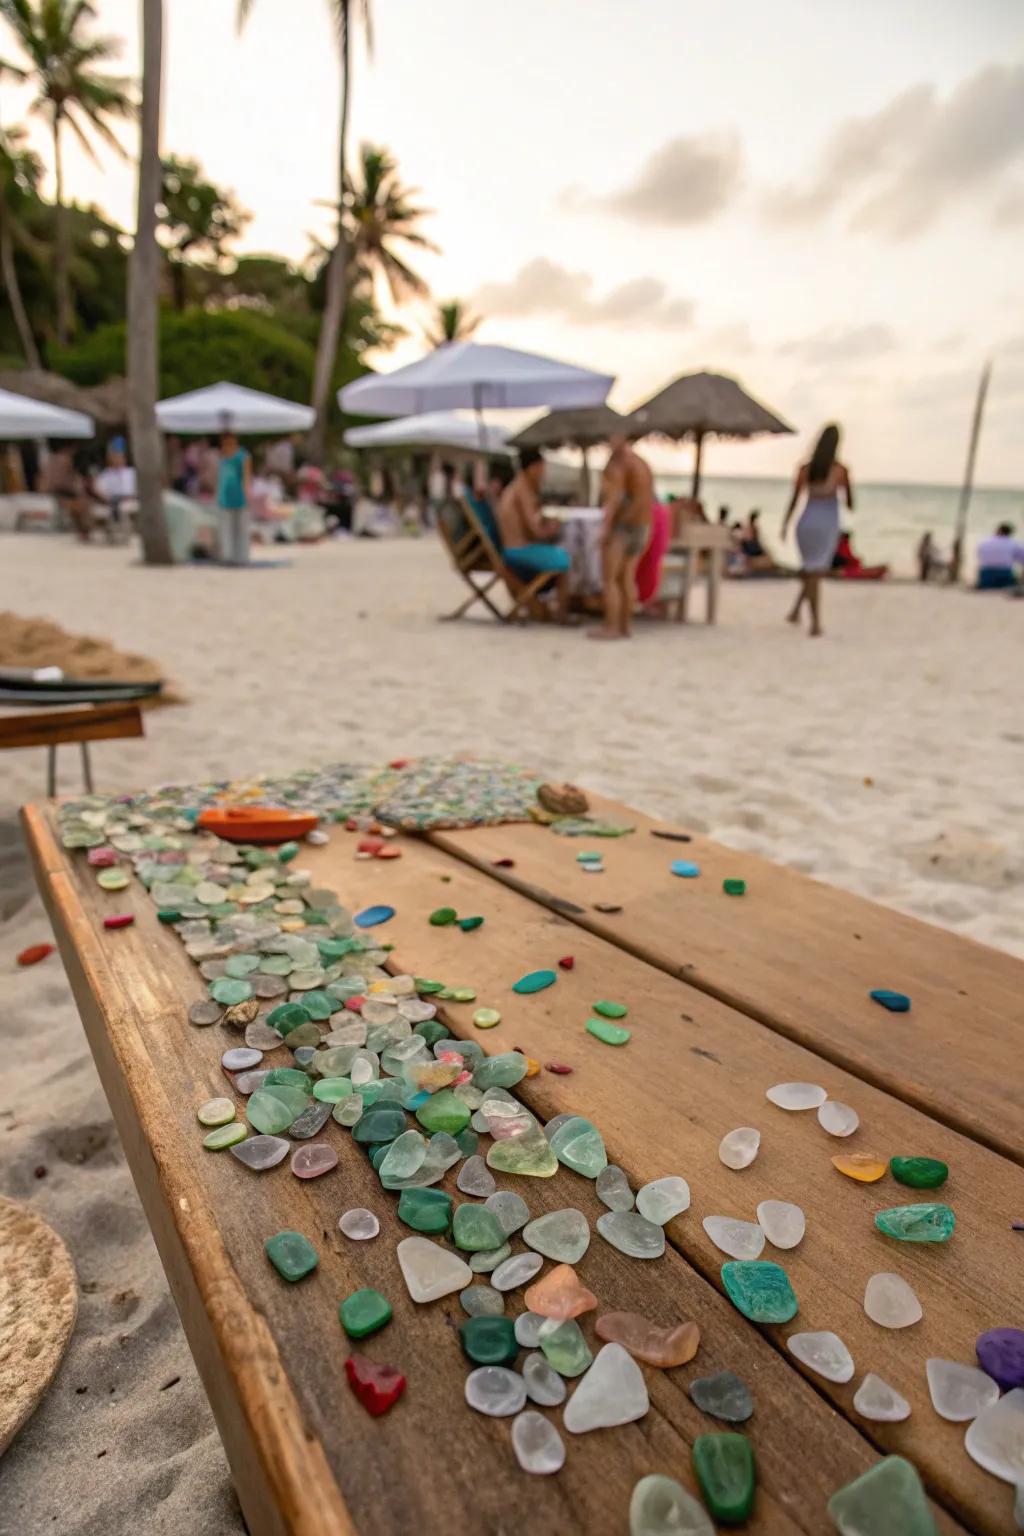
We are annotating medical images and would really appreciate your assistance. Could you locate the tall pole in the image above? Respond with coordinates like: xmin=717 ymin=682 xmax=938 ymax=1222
xmin=691 ymin=430 xmax=705 ymax=501
xmin=128 ymin=0 xmax=173 ymax=564
xmin=949 ymin=360 xmax=991 ymax=584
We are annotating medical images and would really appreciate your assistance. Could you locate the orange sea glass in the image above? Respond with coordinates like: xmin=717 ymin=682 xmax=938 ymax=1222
xmin=595 ymin=1311 xmax=700 ymax=1367
xmin=524 ymin=1263 xmax=598 ymax=1321
xmin=832 ymin=1152 xmax=888 ymax=1183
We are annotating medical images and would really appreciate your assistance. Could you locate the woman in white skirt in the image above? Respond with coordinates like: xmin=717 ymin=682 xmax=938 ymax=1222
xmin=782 ymin=423 xmax=854 ymax=637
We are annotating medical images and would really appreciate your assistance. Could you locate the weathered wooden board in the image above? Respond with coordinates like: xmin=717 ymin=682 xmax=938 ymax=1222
xmin=23 ymin=805 xmax=970 ymax=1536
xmin=427 ymin=794 xmax=1024 ymax=1166
xmin=330 ymin=830 xmax=1023 ymax=1536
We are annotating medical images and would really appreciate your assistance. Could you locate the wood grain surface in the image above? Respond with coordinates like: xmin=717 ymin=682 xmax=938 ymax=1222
xmin=427 ymin=793 xmax=1024 ymax=1166
xmin=24 ymin=803 xmax=999 ymax=1535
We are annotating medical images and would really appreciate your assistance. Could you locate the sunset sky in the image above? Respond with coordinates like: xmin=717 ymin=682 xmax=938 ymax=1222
xmin=3 ymin=0 xmax=1022 ymax=484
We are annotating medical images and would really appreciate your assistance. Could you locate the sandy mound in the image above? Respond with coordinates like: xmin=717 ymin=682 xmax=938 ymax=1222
xmin=0 ymin=613 xmax=182 ymax=706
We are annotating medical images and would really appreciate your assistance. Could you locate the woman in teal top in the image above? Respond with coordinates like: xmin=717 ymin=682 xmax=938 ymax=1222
xmin=217 ymin=431 xmax=252 ymax=564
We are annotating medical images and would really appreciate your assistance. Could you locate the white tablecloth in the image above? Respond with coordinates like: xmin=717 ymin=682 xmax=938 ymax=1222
xmin=552 ymin=506 xmax=604 ymax=595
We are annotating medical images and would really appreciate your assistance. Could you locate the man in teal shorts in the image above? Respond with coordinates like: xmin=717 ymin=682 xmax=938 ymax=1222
xmin=497 ymin=449 xmax=571 ymax=621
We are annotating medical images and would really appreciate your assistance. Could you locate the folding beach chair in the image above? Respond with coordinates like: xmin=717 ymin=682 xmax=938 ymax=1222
xmin=438 ymin=497 xmax=553 ymax=623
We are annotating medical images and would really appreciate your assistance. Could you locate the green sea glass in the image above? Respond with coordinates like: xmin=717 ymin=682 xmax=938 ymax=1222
xmin=539 ymin=1319 xmax=592 ymax=1377
xmin=415 ymin=1090 xmax=471 ymax=1135
xmin=338 ymin=1288 xmax=392 ymax=1338
xmin=452 ymin=1204 xmax=506 ymax=1252
xmin=721 ymin=1261 xmax=798 ymax=1323
xmin=692 ymin=1433 xmax=756 ymax=1523
xmin=398 ymin=1187 xmax=453 ymax=1233
xmin=460 ymin=1315 xmax=518 ymax=1365
xmin=586 ymin=1017 xmax=631 ymax=1046
xmin=265 ymin=1231 xmax=318 ymax=1282
xmin=548 ymin=1116 xmax=607 ymax=1177
xmin=827 ymin=1456 xmax=937 ymax=1535
xmin=890 ymin=1157 xmax=949 ymax=1190
xmin=486 ymin=1129 xmax=558 ymax=1177
xmin=874 ymin=1203 xmax=955 ymax=1243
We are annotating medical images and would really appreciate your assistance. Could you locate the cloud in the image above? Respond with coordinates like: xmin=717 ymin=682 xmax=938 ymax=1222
xmin=566 ymin=131 xmax=743 ymax=225
xmin=766 ymin=64 xmax=1024 ymax=239
xmin=474 ymin=257 xmax=695 ymax=329
xmin=780 ymin=324 xmax=898 ymax=366
xmin=993 ymin=184 xmax=1024 ymax=228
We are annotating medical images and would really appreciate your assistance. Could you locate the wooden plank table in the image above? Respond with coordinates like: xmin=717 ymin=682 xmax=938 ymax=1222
xmin=24 ymin=798 xmax=1019 ymax=1536
xmin=429 ymin=792 xmax=1024 ymax=1166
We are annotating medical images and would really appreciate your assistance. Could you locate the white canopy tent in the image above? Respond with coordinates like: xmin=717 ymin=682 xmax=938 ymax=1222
xmin=339 ymin=342 xmax=614 ymax=422
xmin=155 ymin=382 xmax=315 ymax=435
xmin=0 ymin=387 xmax=93 ymax=439
xmin=344 ymin=411 xmax=511 ymax=456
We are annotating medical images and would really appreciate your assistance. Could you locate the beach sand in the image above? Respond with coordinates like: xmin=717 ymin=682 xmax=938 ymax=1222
xmin=0 ymin=533 xmax=1021 ymax=1532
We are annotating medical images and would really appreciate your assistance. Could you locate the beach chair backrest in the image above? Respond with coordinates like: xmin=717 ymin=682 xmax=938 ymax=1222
xmin=460 ymin=496 xmax=505 ymax=573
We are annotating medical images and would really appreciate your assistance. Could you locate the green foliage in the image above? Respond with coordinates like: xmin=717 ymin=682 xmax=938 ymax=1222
xmin=158 ymin=156 xmax=250 ymax=308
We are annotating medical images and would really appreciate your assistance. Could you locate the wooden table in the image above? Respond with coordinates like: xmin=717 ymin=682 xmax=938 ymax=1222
xmin=24 ymin=794 xmax=1023 ymax=1536
xmin=665 ymin=523 xmax=734 ymax=624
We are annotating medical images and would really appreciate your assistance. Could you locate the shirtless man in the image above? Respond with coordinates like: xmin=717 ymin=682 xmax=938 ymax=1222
xmin=590 ymin=432 xmax=653 ymax=639
xmin=497 ymin=449 xmax=571 ymax=621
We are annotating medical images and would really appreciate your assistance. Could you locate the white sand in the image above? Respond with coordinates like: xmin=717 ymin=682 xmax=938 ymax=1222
xmin=0 ymin=532 xmax=1021 ymax=1531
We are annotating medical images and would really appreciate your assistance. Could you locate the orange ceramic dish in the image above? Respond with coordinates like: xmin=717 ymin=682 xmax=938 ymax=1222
xmin=197 ymin=806 xmax=320 ymax=845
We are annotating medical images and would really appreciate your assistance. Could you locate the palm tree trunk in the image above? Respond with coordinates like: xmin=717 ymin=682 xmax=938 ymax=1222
xmin=0 ymin=206 xmax=42 ymax=369
xmin=128 ymin=0 xmax=173 ymax=566
xmin=307 ymin=0 xmax=352 ymax=465
xmin=52 ymin=112 xmax=73 ymax=347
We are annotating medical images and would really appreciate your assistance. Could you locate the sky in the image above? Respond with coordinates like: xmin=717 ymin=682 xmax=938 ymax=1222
xmin=3 ymin=0 xmax=1023 ymax=485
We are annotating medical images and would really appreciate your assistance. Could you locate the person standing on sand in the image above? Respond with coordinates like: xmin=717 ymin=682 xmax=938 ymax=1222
xmin=216 ymin=431 xmax=252 ymax=565
xmin=589 ymin=432 xmax=653 ymax=640
xmin=782 ymin=423 xmax=853 ymax=637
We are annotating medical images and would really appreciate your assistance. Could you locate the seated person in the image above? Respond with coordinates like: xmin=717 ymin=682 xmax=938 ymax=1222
xmin=496 ymin=448 xmax=570 ymax=620
xmin=976 ymin=522 xmax=1024 ymax=589
xmin=739 ymin=510 xmax=776 ymax=573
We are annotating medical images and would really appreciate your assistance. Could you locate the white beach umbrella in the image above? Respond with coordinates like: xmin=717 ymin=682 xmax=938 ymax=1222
xmin=155 ymin=382 xmax=315 ymax=435
xmin=0 ymin=387 xmax=93 ymax=439
xmin=344 ymin=411 xmax=511 ymax=455
xmin=338 ymin=342 xmax=614 ymax=419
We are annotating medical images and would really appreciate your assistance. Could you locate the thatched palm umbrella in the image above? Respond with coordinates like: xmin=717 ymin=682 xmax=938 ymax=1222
xmin=510 ymin=405 xmax=625 ymax=501
xmin=629 ymin=371 xmax=793 ymax=498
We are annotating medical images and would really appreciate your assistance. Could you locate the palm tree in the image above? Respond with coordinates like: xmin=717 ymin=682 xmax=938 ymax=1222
xmin=238 ymin=0 xmax=373 ymax=464
xmin=127 ymin=0 xmax=172 ymax=565
xmin=346 ymin=143 xmax=435 ymax=305
xmin=0 ymin=0 xmax=134 ymax=345
xmin=0 ymin=122 xmax=43 ymax=366
xmin=423 ymin=298 xmax=479 ymax=349
xmin=158 ymin=154 xmax=250 ymax=310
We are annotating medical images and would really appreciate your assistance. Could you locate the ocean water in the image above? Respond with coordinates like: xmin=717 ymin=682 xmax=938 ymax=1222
xmin=653 ymin=475 xmax=1022 ymax=577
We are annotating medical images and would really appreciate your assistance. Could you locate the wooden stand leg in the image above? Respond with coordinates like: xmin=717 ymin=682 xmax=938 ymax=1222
xmin=47 ymin=744 xmax=57 ymax=798
xmin=707 ymin=548 xmax=723 ymax=624
xmin=678 ymin=551 xmax=693 ymax=623
xmin=80 ymin=741 xmax=94 ymax=792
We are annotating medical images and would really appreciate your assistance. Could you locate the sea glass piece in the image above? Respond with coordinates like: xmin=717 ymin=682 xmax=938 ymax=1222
xmin=353 ymin=1106 xmax=406 ymax=1144
xmin=265 ymin=1231 xmax=318 ymax=1282
xmin=756 ymin=1200 xmax=805 ymax=1249
xmin=870 ymin=988 xmax=911 ymax=1012
xmin=345 ymin=1354 xmax=405 ymax=1416
xmin=456 ymin=1155 xmax=496 ymax=1196
xmin=522 ymin=1208 xmax=590 ymax=1264
xmin=233 ymin=1136 xmax=290 ymax=1167
xmin=875 ymin=1203 xmax=955 ymax=1243
xmin=721 ymin=1260 xmax=798 ymax=1323
xmin=397 ymin=1187 xmax=452 ymax=1233
xmin=548 ymin=1116 xmax=608 ymax=1178
xmin=469 ymin=1241 xmax=512 ymax=1273
xmin=818 ymin=1101 xmax=860 ymax=1136
xmin=965 ymin=1389 xmax=1024 ymax=1484
xmin=512 ymin=1410 xmax=566 ymax=1475
xmin=564 ymin=1342 xmax=649 ymax=1433
xmin=539 ymin=1317 xmax=593 ymax=1377
xmin=288 ymin=1100 xmax=332 ymax=1139
xmin=766 ymin=1081 xmax=827 ymax=1110
xmin=719 ymin=1127 xmax=760 ymax=1170
xmin=485 ymin=1191 xmax=531 ymax=1235
xmin=512 ymin=969 xmax=557 ymax=994
xmin=461 ymin=1285 xmax=505 ymax=1317
xmin=596 ymin=1164 xmax=634 ymax=1211
xmin=465 ymin=1365 xmax=526 ymax=1417
xmin=890 ymin=1156 xmax=948 ymax=1189
xmin=460 ymin=1315 xmax=518 ymax=1365
xmin=787 ymin=1331 xmax=854 ymax=1383
xmin=630 ymin=1475 xmax=714 ymax=1536
xmin=596 ymin=1311 xmax=700 ymax=1367
xmin=689 ymin=1370 xmax=753 ymax=1423
xmin=586 ymin=1017 xmax=631 ymax=1046
xmin=339 ymin=1208 xmax=379 ymax=1241
xmin=864 ymin=1273 xmax=922 ymax=1329
xmin=487 ymin=1129 xmax=558 ymax=1177
xmin=203 ymin=1123 xmax=247 ymax=1150
xmin=453 ymin=1204 xmax=506 ymax=1252
xmin=339 ymin=1288 xmax=392 ymax=1338
xmin=671 ymin=861 xmax=701 ymax=879
xmin=247 ymin=1089 xmax=298 ymax=1136
xmin=832 ymin=1152 xmax=887 ymax=1182
xmin=703 ymin=1216 xmax=765 ymax=1260
xmin=597 ymin=1210 xmax=665 ymax=1259
xmin=197 ymin=1097 xmax=236 ymax=1127
xmin=592 ymin=999 xmax=627 ymax=1018
xmin=926 ymin=1359 xmax=1000 ymax=1421
xmin=222 ymin=1046 xmax=263 ymax=1072
xmin=515 ymin=1312 xmax=545 ymax=1347
xmin=379 ymin=1130 xmax=427 ymax=1183
xmin=396 ymin=1235 xmax=472 ymax=1302
xmin=692 ymin=1434 xmax=756 ymax=1524
xmin=246 ymin=1020 xmax=284 ymax=1050
xmin=472 ymin=1051 xmax=528 ymax=1090
xmin=828 ymin=1456 xmax=936 ymax=1534
xmin=521 ymin=1350 xmax=567 ymax=1406
xmin=853 ymin=1373 xmax=911 ymax=1422
xmin=290 ymin=1142 xmax=337 ymax=1179
xmin=415 ymin=1089 xmax=471 ymax=1136
xmin=333 ymin=1094 xmax=364 ymax=1127
xmin=976 ymin=1327 xmax=1024 ymax=1390
xmin=636 ymin=1176 xmax=690 ymax=1225
xmin=189 ymin=1000 xmax=223 ymax=1027
xmin=492 ymin=1253 xmax=543 ymax=1291
xmin=210 ymin=978 xmax=253 ymax=1006
xmin=524 ymin=1263 xmax=598 ymax=1322
xmin=354 ymin=904 xmax=394 ymax=928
